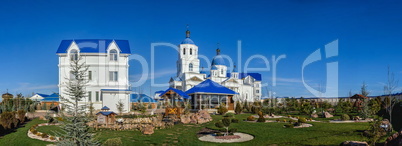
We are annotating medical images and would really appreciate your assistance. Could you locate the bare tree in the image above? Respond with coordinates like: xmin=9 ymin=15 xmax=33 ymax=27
xmin=383 ymin=66 xmax=398 ymax=129
xmin=361 ymin=82 xmax=370 ymax=97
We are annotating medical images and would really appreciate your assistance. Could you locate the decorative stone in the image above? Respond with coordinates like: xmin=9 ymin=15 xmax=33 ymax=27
xmin=142 ymin=125 xmax=154 ymax=135
xmin=310 ymin=113 xmax=318 ymax=118
xmin=324 ymin=112 xmax=333 ymax=118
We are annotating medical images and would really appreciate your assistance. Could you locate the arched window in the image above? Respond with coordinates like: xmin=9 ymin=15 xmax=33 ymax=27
xmin=190 ymin=48 xmax=192 ymax=55
xmin=70 ymin=50 xmax=78 ymax=61
xmin=189 ymin=63 xmax=193 ymax=71
xmin=183 ymin=48 xmax=186 ymax=55
xmin=110 ymin=50 xmax=118 ymax=61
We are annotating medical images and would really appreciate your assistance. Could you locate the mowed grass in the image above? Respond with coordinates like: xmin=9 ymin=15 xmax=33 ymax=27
xmin=4 ymin=114 xmax=369 ymax=146
xmin=0 ymin=119 xmax=51 ymax=146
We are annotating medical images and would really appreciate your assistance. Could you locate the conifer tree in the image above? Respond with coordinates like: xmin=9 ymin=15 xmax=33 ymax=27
xmin=57 ymin=57 xmax=98 ymax=146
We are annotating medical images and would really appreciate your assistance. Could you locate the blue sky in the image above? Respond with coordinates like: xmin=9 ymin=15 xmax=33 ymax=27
xmin=1 ymin=0 xmax=402 ymax=100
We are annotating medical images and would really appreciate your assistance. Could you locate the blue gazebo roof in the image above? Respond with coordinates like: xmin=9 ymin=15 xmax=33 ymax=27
xmin=159 ymin=87 xmax=190 ymax=99
xmin=96 ymin=111 xmax=117 ymax=116
xmin=185 ymin=79 xmax=238 ymax=95
xmin=101 ymin=106 xmax=110 ymax=110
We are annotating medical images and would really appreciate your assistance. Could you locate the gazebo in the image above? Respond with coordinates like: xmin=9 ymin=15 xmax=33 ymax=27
xmin=158 ymin=87 xmax=190 ymax=106
xmin=96 ymin=106 xmax=118 ymax=125
xmin=185 ymin=79 xmax=238 ymax=111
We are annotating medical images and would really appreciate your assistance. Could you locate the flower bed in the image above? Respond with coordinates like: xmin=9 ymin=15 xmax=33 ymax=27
xmin=215 ymin=135 xmax=241 ymax=140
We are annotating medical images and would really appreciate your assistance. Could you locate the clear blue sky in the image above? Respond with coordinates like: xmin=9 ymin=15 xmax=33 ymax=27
xmin=1 ymin=0 xmax=402 ymax=100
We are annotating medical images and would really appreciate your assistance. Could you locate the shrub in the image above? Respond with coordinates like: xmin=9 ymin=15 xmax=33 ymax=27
xmin=217 ymin=103 xmax=228 ymax=115
xmin=224 ymin=113 xmax=234 ymax=118
xmin=0 ymin=111 xmax=16 ymax=129
xmin=235 ymin=102 xmax=242 ymax=114
xmin=32 ymin=129 xmax=38 ymax=134
xmin=289 ymin=119 xmax=294 ymax=124
xmin=17 ymin=110 xmax=26 ymax=124
xmin=257 ymin=117 xmax=266 ymax=122
xmin=222 ymin=117 xmax=231 ymax=127
xmin=341 ymin=114 xmax=350 ymax=121
xmin=247 ymin=116 xmax=255 ymax=121
xmin=229 ymin=128 xmax=237 ymax=133
xmin=215 ymin=121 xmax=224 ymax=128
xmin=103 ymin=137 xmax=123 ymax=146
xmin=298 ymin=117 xmax=307 ymax=123
xmin=41 ymin=133 xmax=48 ymax=138
xmin=287 ymin=115 xmax=291 ymax=118
xmin=284 ymin=124 xmax=294 ymax=128
xmin=276 ymin=118 xmax=280 ymax=122
xmin=283 ymin=119 xmax=287 ymax=123
xmin=49 ymin=136 xmax=55 ymax=140
xmin=231 ymin=119 xmax=239 ymax=123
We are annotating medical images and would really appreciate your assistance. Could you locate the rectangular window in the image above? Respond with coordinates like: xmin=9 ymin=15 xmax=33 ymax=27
xmin=109 ymin=71 xmax=118 ymax=81
xmin=96 ymin=91 xmax=99 ymax=102
xmin=100 ymin=94 xmax=103 ymax=101
xmin=88 ymin=91 xmax=92 ymax=102
xmin=88 ymin=71 xmax=92 ymax=80
xmin=256 ymin=90 xmax=259 ymax=93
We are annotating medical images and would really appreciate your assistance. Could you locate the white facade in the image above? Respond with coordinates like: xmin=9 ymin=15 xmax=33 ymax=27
xmin=57 ymin=39 xmax=131 ymax=112
xmin=169 ymin=30 xmax=262 ymax=102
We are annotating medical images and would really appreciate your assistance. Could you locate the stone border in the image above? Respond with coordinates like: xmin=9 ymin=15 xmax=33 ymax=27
xmin=27 ymin=123 xmax=61 ymax=142
xmin=198 ymin=132 xmax=254 ymax=143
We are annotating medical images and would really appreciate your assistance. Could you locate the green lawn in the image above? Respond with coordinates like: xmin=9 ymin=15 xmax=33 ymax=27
xmin=1 ymin=114 xmax=371 ymax=145
xmin=0 ymin=119 xmax=52 ymax=146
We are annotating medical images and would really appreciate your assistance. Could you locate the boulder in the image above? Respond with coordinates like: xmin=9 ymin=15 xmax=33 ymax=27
xmin=180 ymin=115 xmax=191 ymax=124
xmin=310 ymin=113 xmax=318 ymax=118
xmin=324 ymin=112 xmax=333 ymax=118
xmin=340 ymin=141 xmax=368 ymax=146
xmin=142 ymin=125 xmax=154 ymax=135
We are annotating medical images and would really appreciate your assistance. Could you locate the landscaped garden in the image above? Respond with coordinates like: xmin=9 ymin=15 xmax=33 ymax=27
xmin=0 ymin=113 xmax=375 ymax=145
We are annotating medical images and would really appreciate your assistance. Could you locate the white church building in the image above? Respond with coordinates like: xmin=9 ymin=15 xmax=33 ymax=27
xmin=56 ymin=39 xmax=131 ymax=112
xmin=169 ymin=30 xmax=262 ymax=102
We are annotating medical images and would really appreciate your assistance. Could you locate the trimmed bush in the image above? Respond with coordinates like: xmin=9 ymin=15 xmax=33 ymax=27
xmin=276 ymin=118 xmax=280 ymax=122
xmin=229 ymin=128 xmax=237 ymax=133
xmin=284 ymin=124 xmax=294 ymax=128
xmin=283 ymin=119 xmax=287 ymax=123
xmin=231 ymin=119 xmax=239 ymax=123
xmin=41 ymin=133 xmax=48 ymax=138
xmin=224 ymin=113 xmax=234 ymax=118
xmin=289 ymin=119 xmax=294 ymax=124
xmin=341 ymin=114 xmax=350 ymax=121
xmin=247 ymin=116 xmax=255 ymax=121
xmin=215 ymin=121 xmax=224 ymax=128
xmin=235 ymin=102 xmax=242 ymax=114
xmin=49 ymin=136 xmax=56 ymax=140
xmin=103 ymin=137 xmax=123 ymax=146
xmin=217 ymin=103 xmax=228 ymax=115
xmin=32 ymin=129 xmax=38 ymax=134
xmin=298 ymin=117 xmax=307 ymax=123
xmin=257 ymin=117 xmax=266 ymax=122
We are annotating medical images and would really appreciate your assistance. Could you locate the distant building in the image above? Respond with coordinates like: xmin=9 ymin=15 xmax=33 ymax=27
xmin=56 ymin=39 xmax=131 ymax=112
xmin=168 ymin=29 xmax=262 ymax=102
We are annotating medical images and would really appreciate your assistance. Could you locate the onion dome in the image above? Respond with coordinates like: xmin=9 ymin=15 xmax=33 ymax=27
xmin=181 ymin=29 xmax=195 ymax=45
xmin=211 ymin=48 xmax=225 ymax=66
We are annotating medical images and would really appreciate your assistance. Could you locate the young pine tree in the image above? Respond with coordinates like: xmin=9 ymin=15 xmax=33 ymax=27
xmin=57 ymin=57 xmax=98 ymax=146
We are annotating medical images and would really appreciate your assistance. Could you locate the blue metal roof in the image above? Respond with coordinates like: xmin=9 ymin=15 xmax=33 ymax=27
xmin=211 ymin=55 xmax=225 ymax=66
xmin=47 ymin=93 xmax=59 ymax=98
xmin=185 ymin=79 xmax=238 ymax=95
xmin=226 ymin=73 xmax=262 ymax=81
xmin=181 ymin=38 xmax=195 ymax=45
xmin=232 ymin=65 xmax=238 ymax=72
xmin=41 ymin=97 xmax=59 ymax=102
xmin=130 ymin=94 xmax=157 ymax=103
xmin=36 ymin=93 xmax=49 ymax=97
xmin=56 ymin=39 xmax=131 ymax=54
xmin=159 ymin=87 xmax=190 ymax=99
xmin=211 ymin=65 xmax=218 ymax=70
xmin=96 ymin=111 xmax=117 ymax=116
xmin=101 ymin=106 xmax=110 ymax=110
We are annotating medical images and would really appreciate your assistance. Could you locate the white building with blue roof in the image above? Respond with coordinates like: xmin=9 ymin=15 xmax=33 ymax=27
xmin=57 ymin=39 xmax=131 ymax=113
xmin=169 ymin=30 xmax=262 ymax=102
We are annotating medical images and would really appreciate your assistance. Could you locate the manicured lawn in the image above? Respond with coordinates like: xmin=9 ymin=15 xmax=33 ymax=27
xmin=4 ymin=114 xmax=371 ymax=145
xmin=0 ymin=119 xmax=51 ymax=146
